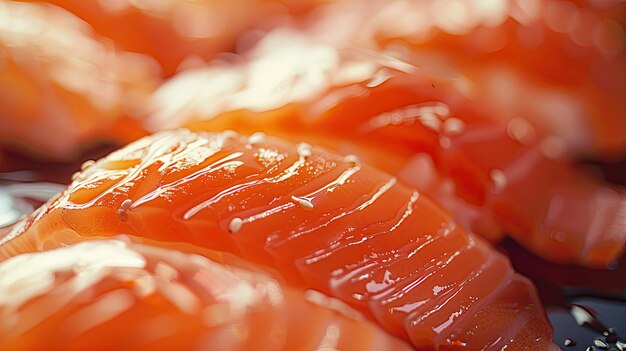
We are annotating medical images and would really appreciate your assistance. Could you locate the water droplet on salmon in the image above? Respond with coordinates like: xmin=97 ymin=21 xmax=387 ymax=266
xmin=343 ymin=154 xmax=360 ymax=164
xmin=439 ymin=136 xmax=452 ymax=149
xmin=297 ymin=142 xmax=312 ymax=158
xmin=442 ymin=117 xmax=465 ymax=136
xmin=81 ymin=160 xmax=96 ymax=171
xmin=291 ymin=196 xmax=314 ymax=210
xmin=541 ymin=136 xmax=567 ymax=159
xmin=490 ymin=169 xmax=507 ymax=193
xmin=229 ymin=217 xmax=244 ymax=233
xmin=247 ymin=132 xmax=266 ymax=146
xmin=117 ymin=199 xmax=133 ymax=222
xmin=419 ymin=112 xmax=441 ymax=131
xmin=506 ymin=117 xmax=536 ymax=144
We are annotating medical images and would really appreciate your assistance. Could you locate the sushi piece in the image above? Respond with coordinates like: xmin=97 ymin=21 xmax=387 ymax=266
xmin=0 ymin=129 xmax=557 ymax=350
xmin=0 ymin=238 xmax=412 ymax=351
xmin=313 ymin=0 xmax=626 ymax=157
xmin=0 ymin=1 xmax=158 ymax=160
xmin=147 ymin=31 xmax=626 ymax=267
xmin=22 ymin=0 xmax=328 ymax=75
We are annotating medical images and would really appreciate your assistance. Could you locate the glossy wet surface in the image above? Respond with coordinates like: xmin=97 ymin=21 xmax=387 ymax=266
xmin=1 ymin=149 xmax=625 ymax=349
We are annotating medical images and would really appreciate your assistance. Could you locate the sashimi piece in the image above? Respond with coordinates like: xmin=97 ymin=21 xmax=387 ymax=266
xmin=312 ymin=0 xmax=626 ymax=157
xmin=0 ymin=129 xmax=556 ymax=350
xmin=20 ymin=0 xmax=327 ymax=75
xmin=0 ymin=1 xmax=158 ymax=160
xmin=147 ymin=31 xmax=626 ymax=267
xmin=0 ymin=238 xmax=411 ymax=351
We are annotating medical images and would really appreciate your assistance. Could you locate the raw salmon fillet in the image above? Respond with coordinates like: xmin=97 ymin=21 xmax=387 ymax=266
xmin=312 ymin=0 xmax=626 ymax=157
xmin=0 ymin=1 xmax=156 ymax=160
xmin=148 ymin=31 xmax=626 ymax=267
xmin=21 ymin=0 xmax=329 ymax=75
xmin=0 ymin=238 xmax=412 ymax=351
xmin=0 ymin=129 xmax=557 ymax=350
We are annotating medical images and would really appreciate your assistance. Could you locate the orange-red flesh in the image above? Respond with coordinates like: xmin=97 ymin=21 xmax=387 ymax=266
xmin=0 ymin=238 xmax=413 ymax=351
xmin=1 ymin=130 xmax=556 ymax=350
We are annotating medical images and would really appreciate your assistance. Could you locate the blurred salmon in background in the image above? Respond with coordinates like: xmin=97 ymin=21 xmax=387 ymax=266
xmin=0 ymin=1 xmax=158 ymax=161
xmin=18 ymin=0 xmax=333 ymax=76
xmin=312 ymin=0 xmax=626 ymax=158
xmin=0 ymin=0 xmax=333 ymax=165
xmin=1 ymin=0 xmax=624 ymax=164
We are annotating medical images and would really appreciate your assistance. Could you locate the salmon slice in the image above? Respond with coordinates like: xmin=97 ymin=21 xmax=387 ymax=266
xmin=313 ymin=0 xmax=626 ymax=157
xmin=19 ymin=0 xmax=327 ymax=76
xmin=0 ymin=1 xmax=157 ymax=160
xmin=0 ymin=237 xmax=412 ymax=351
xmin=147 ymin=31 xmax=626 ymax=267
xmin=0 ymin=129 xmax=556 ymax=350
